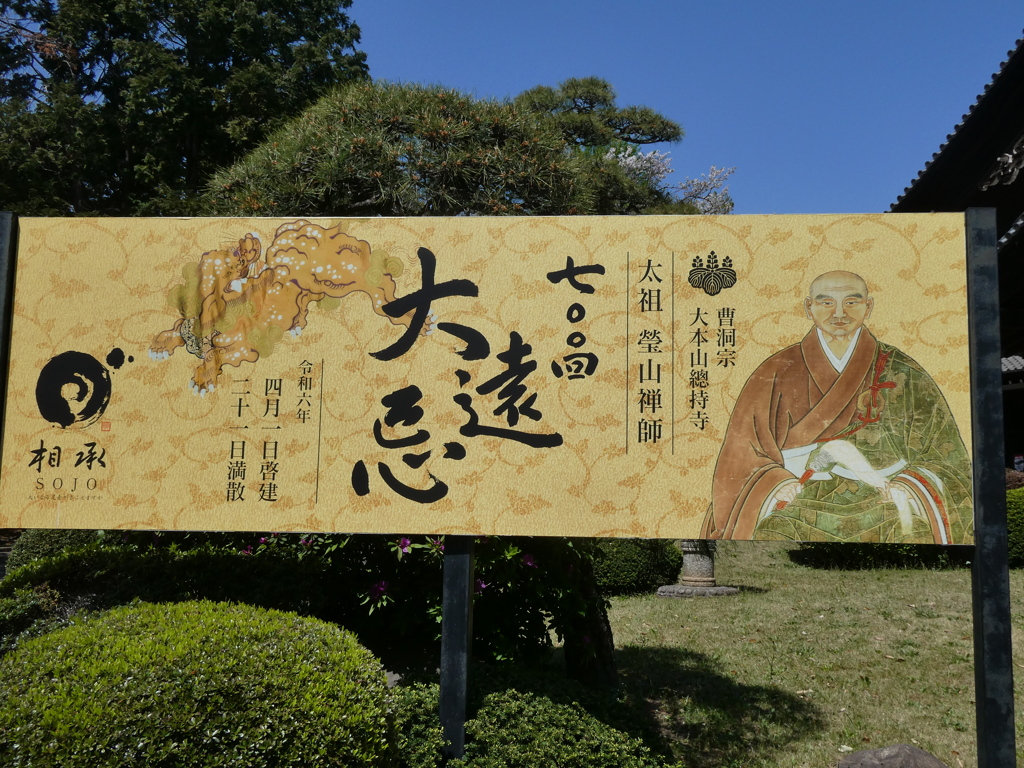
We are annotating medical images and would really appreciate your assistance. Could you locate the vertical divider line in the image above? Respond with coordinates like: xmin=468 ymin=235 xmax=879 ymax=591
xmin=315 ymin=358 xmax=325 ymax=504
xmin=0 ymin=213 xmax=18 ymax=474
xmin=625 ymin=251 xmax=630 ymax=454
xmin=671 ymin=251 xmax=675 ymax=455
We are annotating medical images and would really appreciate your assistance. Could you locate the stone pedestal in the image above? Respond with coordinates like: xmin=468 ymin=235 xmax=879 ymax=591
xmin=657 ymin=540 xmax=738 ymax=598
xmin=837 ymin=744 xmax=950 ymax=768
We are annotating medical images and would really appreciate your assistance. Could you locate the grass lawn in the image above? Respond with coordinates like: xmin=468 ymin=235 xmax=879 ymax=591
xmin=606 ymin=541 xmax=1022 ymax=768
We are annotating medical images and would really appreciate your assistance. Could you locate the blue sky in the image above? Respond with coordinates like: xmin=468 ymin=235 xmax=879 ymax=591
xmin=351 ymin=1 xmax=1023 ymax=214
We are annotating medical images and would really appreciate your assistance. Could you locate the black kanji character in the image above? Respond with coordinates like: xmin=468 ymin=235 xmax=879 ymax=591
xmin=546 ymin=257 xmax=606 ymax=294
xmin=373 ymin=385 xmax=430 ymax=448
xmin=377 ymin=463 xmax=449 ymax=504
xmin=437 ymin=322 xmax=490 ymax=361
xmin=74 ymin=442 xmax=107 ymax=470
xmin=351 ymin=459 xmax=450 ymax=503
xmin=371 ymin=247 xmax=479 ymax=361
xmin=551 ymin=352 xmax=599 ymax=380
xmin=474 ymin=332 xmax=541 ymax=427
xmin=453 ymin=393 xmax=563 ymax=448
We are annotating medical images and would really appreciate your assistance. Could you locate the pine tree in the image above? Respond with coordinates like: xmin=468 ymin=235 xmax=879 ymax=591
xmin=206 ymin=79 xmax=699 ymax=217
xmin=0 ymin=0 xmax=368 ymax=214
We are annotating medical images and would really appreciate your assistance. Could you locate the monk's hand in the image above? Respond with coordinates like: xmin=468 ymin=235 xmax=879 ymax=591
xmin=883 ymin=482 xmax=920 ymax=535
xmin=888 ymin=487 xmax=913 ymax=505
xmin=880 ymin=482 xmax=907 ymax=505
xmin=772 ymin=480 xmax=802 ymax=510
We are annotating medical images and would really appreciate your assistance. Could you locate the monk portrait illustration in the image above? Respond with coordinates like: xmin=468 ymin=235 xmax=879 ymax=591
xmin=701 ymin=270 xmax=973 ymax=544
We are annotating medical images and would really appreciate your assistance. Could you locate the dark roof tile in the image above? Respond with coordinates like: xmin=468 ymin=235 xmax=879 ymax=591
xmin=892 ymin=32 xmax=1024 ymax=209
xmin=1002 ymin=355 xmax=1024 ymax=372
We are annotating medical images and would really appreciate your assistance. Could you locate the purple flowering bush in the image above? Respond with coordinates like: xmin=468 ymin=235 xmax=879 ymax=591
xmin=225 ymin=531 xmax=613 ymax=679
xmin=248 ymin=532 xmax=613 ymax=680
xmin=1 ymin=530 xmax=614 ymax=682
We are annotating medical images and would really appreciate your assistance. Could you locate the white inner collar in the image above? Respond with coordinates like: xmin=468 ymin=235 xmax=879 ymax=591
xmin=817 ymin=327 xmax=862 ymax=372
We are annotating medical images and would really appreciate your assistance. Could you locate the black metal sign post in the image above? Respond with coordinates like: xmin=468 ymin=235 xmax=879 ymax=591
xmin=0 ymin=213 xmax=18 ymax=464
xmin=966 ymin=208 xmax=1017 ymax=768
xmin=439 ymin=535 xmax=474 ymax=761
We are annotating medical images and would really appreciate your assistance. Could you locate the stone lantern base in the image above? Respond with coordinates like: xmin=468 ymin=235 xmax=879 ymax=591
xmin=657 ymin=540 xmax=738 ymax=598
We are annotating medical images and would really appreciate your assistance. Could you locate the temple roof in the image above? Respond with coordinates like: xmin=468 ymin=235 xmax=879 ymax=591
xmin=1003 ymin=355 xmax=1024 ymax=373
xmin=892 ymin=31 xmax=1024 ymax=360
xmin=892 ymin=31 xmax=1024 ymax=238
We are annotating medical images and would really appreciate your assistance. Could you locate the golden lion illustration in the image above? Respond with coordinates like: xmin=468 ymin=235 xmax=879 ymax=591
xmin=150 ymin=220 xmax=421 ymax=394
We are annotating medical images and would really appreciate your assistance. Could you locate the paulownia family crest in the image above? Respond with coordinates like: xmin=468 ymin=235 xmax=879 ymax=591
xmin=688 ymin=251 xmax=737 ymax=296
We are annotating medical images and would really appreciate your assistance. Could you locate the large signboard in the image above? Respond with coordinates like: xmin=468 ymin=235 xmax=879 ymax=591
xmin=0 ymin=214 xmax=973 ymax=542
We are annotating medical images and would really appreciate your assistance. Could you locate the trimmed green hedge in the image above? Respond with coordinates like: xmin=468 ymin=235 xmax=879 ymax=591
xmin=0 ymin=543 xmax=333 ymax=624
xmin=0 ymin=583 xmax=67 ymax=654
xmin=592 ymin=539 xmax=683 ymax=595
xmin=392 ymin=684 xmax=447 ymax=768
xmin=5 ymin=528 xmax=99 ymax=573
xmin=789 ymin=542 xmax=973 ymax=570
xmin=0 ymin=601 xmax=394 ymax=767
xmin=461 ymin=689 xmax=662 ymax=767
xmin=392 ymin=683 xmax=665 ymax=768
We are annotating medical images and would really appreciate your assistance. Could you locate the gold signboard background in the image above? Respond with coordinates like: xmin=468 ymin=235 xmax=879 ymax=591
xmin=0 ymin=214 xmax=972 ymax=540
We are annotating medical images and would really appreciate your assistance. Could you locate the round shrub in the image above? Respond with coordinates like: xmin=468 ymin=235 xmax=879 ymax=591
xmin=5 ymin=528 xmax=99 ymax=573
xmin=391 ymin=683 xmax=666 ymax=768
xmin=461 ymin=689 xmax=662 ymax=768
xmin=392 ymin=684 xmax=446 ymax=768
xmin=592 ymin=539 xmax=683 ymax=595
xmin=0 ymin=601 xmax=395 ymax=767
xmin=0 ymin=584 xmax=66 ymax=655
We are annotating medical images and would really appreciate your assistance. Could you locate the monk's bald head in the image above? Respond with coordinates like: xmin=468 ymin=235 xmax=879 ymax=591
xmin=808 ymin=271 xmax=869 ymax=299
xmin=804 ymin=270 xmax=873 ymax=339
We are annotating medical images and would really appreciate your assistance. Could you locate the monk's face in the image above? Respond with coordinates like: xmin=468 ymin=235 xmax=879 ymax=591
xmin=804 ymin=271 xmax=873 ymax=339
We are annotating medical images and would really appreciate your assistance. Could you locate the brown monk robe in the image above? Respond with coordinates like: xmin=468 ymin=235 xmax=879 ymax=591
xmin=701 ymin=272 xmax=972 ymax=544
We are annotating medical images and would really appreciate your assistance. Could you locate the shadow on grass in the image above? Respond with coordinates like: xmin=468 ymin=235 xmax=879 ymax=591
xmin=656 ymin=585 xmax=768 ymax=595
xmin=734 ymin=585 xmax=769 ymax=594
xmin=453 ymin=645 xmax=824 ymax=768
xmin=615 ymin=645 xmax=825 ymax=768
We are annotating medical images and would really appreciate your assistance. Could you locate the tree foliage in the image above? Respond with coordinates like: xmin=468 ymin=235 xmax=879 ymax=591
xmin=0 ymin=0 xmax=368 ymax=215
xmin=676 ymin=165 xmax=736 ymax=214
xmin=514 ymin=76 xmax=682 ymax=148
xmin=205 ymin=78 xmax=701 ymax=217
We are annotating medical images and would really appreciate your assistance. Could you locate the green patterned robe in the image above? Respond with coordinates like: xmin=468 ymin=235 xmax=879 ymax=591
xmin=703 ymin=329 xmax=972 ymax=544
